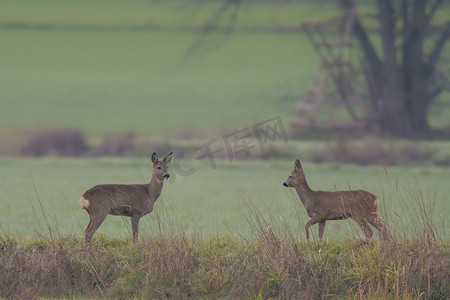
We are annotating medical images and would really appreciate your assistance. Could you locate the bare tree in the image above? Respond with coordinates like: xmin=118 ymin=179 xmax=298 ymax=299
xmin=330 ymin=0 xmax=450 ymax=137
xmin=183 ymin=0 xmax=450 ymax=137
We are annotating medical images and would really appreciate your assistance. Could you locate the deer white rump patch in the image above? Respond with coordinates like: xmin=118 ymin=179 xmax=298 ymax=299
xmin=79 ymin=197 xmax=89 ymax=210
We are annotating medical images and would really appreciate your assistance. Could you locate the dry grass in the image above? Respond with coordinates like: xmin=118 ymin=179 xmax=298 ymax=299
xmin=1 ymin=200 xmax=449 ymax=299
xmin=0 ymin=233 xmax=448 ymax=299
xmin=0 ymin=169 xmax=449 ymax=299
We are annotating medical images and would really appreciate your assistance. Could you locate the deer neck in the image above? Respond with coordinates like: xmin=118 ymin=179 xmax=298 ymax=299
xmin=295 ymin=176 xmax=313 ymax=206
xmin=149 ymin=175 xmax=164 ymax=201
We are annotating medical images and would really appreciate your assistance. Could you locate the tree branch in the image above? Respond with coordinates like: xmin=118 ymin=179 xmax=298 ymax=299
xmin=401 ymin=0 xmax=409 ymax=32
xmin=402 ymin=0 xmax=427 ymax=71
xmin=428 ymin=20 xmax=450 ymax=70
xmin=426 ymin=0 xmax=446 ymax=25
xmin=412 ymin=0 xmax=427 ymax=32
xmin=177 ymin=0 xmax=241 ymax=67
xmin=338 ymin=0 xmax=382 ymax=81
xmin=377 ymin=0 xmax=398 ymax=68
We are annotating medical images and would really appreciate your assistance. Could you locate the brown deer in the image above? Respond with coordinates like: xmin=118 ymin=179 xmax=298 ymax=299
xmin=79 ymin=152 xmax=172 ymax=245
xmin=283 ymin=159 xmax=388 ymax=243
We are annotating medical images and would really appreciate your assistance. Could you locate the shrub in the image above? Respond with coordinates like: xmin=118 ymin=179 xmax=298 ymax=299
xmin=19 ymin=129 xmax=90 ymax=157
xmin=310 ymin=137 xmax=434 ymax=166
xmin=94 ymin=132 xmax=136 ymax=156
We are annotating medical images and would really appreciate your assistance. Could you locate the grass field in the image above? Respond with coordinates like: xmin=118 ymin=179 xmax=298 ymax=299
xmin=1 ymin=156 xmax=449 ymax=299
xmin=1 ymin=157 xmax=448 ymax=242
xmin=0 ymin=0 xmax=341 ymax=29
xmin=0 ymin=28 xmax=314 ymax=137
xmin=1 ymin=0 xmax=449 ymax=139
xmin=1 ymin=1 xmax=450 ymax=298
xmin=0 ymin=0 xmax=324 ymax=138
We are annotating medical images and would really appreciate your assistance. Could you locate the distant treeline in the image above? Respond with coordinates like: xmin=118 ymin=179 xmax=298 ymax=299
xmin=5 ymin=128 xmax=450 ymax=167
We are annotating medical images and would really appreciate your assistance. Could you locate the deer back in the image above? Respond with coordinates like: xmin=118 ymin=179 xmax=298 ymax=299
xmin=82 ymin=183 xmax=156 ymax=216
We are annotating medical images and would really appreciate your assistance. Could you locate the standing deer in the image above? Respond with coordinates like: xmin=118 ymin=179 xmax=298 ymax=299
xmin=79 ymin=152 xmax=172 ymax=245
xmin=283 ymin=159 xmax=388 ymax=243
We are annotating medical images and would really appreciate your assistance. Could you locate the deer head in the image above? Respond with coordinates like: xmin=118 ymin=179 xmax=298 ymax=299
xmin=283 ymin=159 xmax=305 ymax=188
xmin=151 ymin=152 xmax=173 ymax=181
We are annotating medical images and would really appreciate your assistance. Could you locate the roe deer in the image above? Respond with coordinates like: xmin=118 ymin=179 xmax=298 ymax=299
xmin=283 ymin=159 xmax=388 ymax=243
xmin=79 ymin=152 xmax=172 ymax=245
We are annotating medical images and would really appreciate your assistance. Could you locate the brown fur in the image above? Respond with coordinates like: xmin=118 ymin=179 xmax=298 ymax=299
xmin=80 ymin=152 xmax=172 ymax=246
xmin=283 ymin=159 xmax=388 ymax=242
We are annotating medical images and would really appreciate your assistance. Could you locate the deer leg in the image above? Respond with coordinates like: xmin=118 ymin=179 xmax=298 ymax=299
xmin=85 ymin=212 xmax=93 ymax=234
xmin=84 ymin=212 xmax=107 ymax=246
xmin=83 ymin=214 xmax=93 ymax=248
xmin=131 ymin=215 xmax=141 ymax=243
xmin=318 ymin=220 xmax=326 ymax=240
xmin=305 ymin=214 xmax=323 ymax=240
xmin=368 ymin=213 xmax=389 ymax=240
xmin=357 ymin=219 xmax=373 ymax=243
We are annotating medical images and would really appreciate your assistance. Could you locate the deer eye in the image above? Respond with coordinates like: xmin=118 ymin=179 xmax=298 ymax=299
xmin=157 ymin=167 xmax=162 ymax=170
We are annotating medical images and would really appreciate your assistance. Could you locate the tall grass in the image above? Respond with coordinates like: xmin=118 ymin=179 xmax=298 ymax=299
xmin=0 ymin=177 xmax=449 ymax=299
xmin=241 ymin=178 xmax=449 ymax=299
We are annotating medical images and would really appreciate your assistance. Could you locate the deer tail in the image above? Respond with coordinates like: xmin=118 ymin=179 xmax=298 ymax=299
xmin=373 ymin=197 xmax=379 ymax=211
xmin=79 ymin=197 xmax=89 ymax=210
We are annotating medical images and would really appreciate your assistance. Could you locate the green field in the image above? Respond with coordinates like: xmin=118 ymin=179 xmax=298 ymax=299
xmin=1 ymin=0 xmax=449 ymax=240
xmin=1 ymin=0 xmax=449 ymax=139
xmin=1 ymin=2 xmax=450 ymax=298
xmin=0 ymin=0 xmax=324 ymax=138
xmin=0 ymin=28 xmax=314 ymax=137
xmin=1 ymin=157 xmax=448 ymax=241
xmin=0 ymin=0 xmax=341 ymax=29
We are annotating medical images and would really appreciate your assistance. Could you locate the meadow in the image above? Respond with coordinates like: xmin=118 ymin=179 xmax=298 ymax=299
xmin=1 ymin=157 xmax=449 ymax=299
xmin=1 ymin=0 xmax=449 ymax=139
xmin=0 ymin=0 xmax=324 ymax=138
xmin=1 ymin=157 xmax=448 ymax=241
xmin=1 ymin=0 xmax=450 ymax=298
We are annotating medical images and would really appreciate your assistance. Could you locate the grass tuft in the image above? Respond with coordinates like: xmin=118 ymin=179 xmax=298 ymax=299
xmin=0 ymin=234 xmax=448 ymax=299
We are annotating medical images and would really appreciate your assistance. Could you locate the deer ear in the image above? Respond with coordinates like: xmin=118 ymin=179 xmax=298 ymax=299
xmin=294 ymin=159 xmax=302 ymax=171
xmin=151 ymin=152 xmax=158 ymax=164
xmin=163 ymin=152 xmax=173 ymax=163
